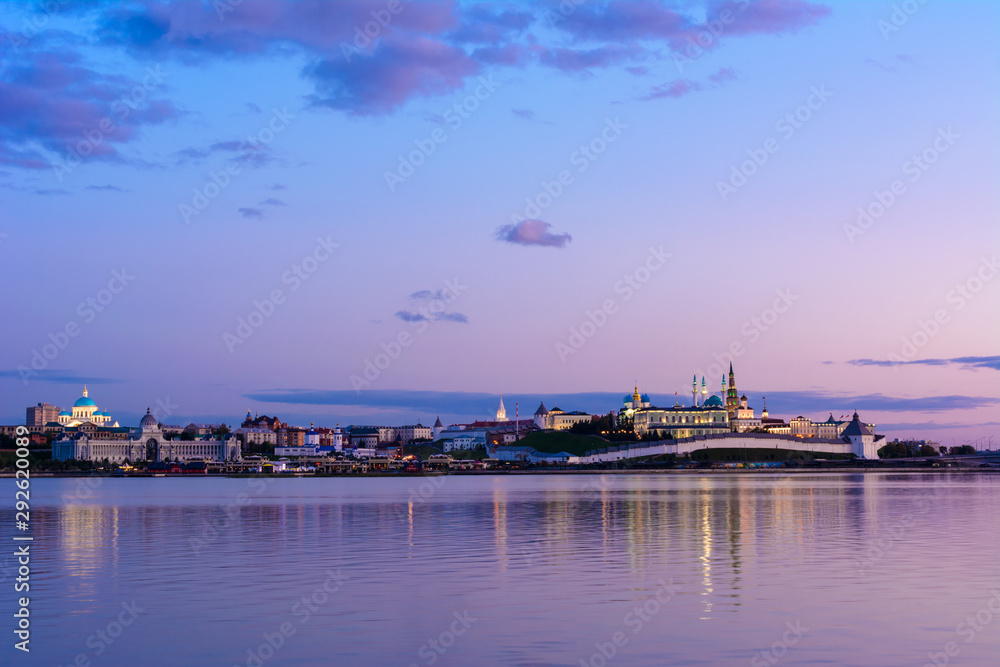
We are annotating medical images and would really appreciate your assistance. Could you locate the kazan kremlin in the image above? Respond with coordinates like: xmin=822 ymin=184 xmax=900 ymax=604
xmin=34 ymin=363 xmax=883 ymax=466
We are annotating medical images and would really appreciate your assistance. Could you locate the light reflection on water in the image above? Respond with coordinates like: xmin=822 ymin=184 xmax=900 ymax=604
xmin=4 ymin=472 xmax=999 ymax=666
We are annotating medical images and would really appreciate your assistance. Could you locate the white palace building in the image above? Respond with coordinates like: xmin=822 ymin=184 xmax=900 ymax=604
xmin=52 ymin=388 xmax=240 ymax=464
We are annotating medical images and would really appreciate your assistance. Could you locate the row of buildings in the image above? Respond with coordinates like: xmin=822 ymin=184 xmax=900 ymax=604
xmin=26 ymin=364 xmax=882 ymax=463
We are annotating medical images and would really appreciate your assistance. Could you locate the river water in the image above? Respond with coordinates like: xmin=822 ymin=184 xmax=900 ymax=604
xmin=4 ymin=472 xmax=998 ymax=666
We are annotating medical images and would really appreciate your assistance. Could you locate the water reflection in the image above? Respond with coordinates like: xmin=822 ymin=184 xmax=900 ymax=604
xmin=11 ymin=473 xmax=998 ymax=667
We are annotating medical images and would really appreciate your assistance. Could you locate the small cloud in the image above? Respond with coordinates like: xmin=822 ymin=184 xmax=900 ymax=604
xmin=863 ymin=58 xmax=897 ymax=73
xmin=246 ymin=102 xmax=262 ymax=113
xmin=174 ymin=140 xmax=276 ymax=168
xmin=708 ymin=67 xmax=738 ymax=84
xmin=410 ymin=289 xmax=448 ymax=301
xmin=511 ymin=108 xmax=534 ymax=120
xmin=239 ymin=207 xmax=264 ymax=219
xmin=1 ymin=183 xmax=71 ymax=196
xmin=625 ymin=66 xmax=648 ymax=76
xmin=395 ymin=310 xmax=428 ymax=323
xmin=269 ymin=184 xmax=286 ymax=191
xmin=640 ymin=79 xmax=701 ymax=101
xmin=86 ymin=184 xmax=127 ymax=192
xmin=495 ymin=219 xmax=572 ymax=248
xmin=369 ymin=319 xmax=382 ymax=325
xmin=258 ymin=197 xmax=287 ymax=207
xmin=394 ymin=310 xmax=468 ymax=324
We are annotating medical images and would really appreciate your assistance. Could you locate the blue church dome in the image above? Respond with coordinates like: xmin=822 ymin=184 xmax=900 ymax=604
xmin=74 ymin=396 xmax=97 ymax=408
xmin=703 ymin=395 xmax=724 ymax=408
xmin=640 ymin=394 xmax=651 ymax=402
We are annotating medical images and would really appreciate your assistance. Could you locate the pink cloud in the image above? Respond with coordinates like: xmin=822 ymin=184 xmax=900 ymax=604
xmin=496 ymin=220 xmax=572 ymax=248
xmin=0 ymin=49 xmax=180 ymax=168
xmin=306 ymin=35 xmax=481 ymax=115
xmin=641 ymin=78 xmax=702 ymax=100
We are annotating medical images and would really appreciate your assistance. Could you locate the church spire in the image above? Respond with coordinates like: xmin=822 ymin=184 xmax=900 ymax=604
xmin=83 ymin=384 xmax=88 ymax=397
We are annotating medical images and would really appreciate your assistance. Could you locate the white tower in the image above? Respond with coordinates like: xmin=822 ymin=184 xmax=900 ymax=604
xmin=496 ymin=395 xmax=508 ymax=422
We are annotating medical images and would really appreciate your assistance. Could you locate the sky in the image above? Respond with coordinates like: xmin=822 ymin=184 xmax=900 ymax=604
xmin=0 ymin=0 xmax=997 ymax=447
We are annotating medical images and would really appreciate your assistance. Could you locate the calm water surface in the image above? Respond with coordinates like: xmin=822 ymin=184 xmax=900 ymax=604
xmin=3 ymin=473 xmax=999 ymax=666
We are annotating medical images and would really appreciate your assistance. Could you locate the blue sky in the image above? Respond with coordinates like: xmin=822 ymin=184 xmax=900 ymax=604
xmin=1 ymin=1 xmax=997 ymax=445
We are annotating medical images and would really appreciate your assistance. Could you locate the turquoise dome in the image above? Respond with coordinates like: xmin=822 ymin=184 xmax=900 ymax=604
xmin=74 ymin=396 xmax=97 ymax=408
xmin=703 ymin=395 xmax=724 ymax=408
xmin=59 ymin=410 xmax=71 ymax=416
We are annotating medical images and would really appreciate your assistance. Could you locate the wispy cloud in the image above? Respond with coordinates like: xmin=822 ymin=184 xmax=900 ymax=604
xmin=847 ymin=356 xmax=1000 ymax=371
xmin=0 ymin=370 xmax=121 ymax=385
xmin=30 ymin=0 xmax=831 ymax=119
xmin=641 ymin=78 xmax=701 ymax=100
xmin=85 ymin=184 xmax=127 ymax=192
xmin=709 ymin=67 xmax=738 ymax=84
xmin=394 ymin=288 xmax=468 ymax=324
xmin=1 ymin=183 xmax=70 ymax=196
xmin=238 ymin=207 xmax=264 ymax=219
xmin=496 ymin=219 xmax=572 ymax=248
xmin=511 ymin=108 xmax=534 ymax=120
xmin=394 ymin=309 xmax=468 ymax=324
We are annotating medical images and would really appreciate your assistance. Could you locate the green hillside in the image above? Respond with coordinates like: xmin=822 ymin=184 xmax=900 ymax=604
xmin=515 ymin=431 xmax=609 ymax=457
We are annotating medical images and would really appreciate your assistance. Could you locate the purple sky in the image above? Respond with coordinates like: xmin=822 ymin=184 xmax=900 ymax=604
xmin=1 ymin=1 xmax=997 ymax=446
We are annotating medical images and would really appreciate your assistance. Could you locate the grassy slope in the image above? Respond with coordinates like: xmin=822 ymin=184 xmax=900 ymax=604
xmin=514 ymin=431 xmax=609 ymax=457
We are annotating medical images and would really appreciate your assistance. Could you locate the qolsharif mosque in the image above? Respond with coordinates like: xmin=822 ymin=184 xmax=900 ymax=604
xmin=56 ymin=386 xmax=120 ymax=427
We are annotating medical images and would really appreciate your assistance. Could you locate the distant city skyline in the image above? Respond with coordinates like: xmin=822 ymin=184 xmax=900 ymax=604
xmin=1 ymin=1 xmax=997 ymax=445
